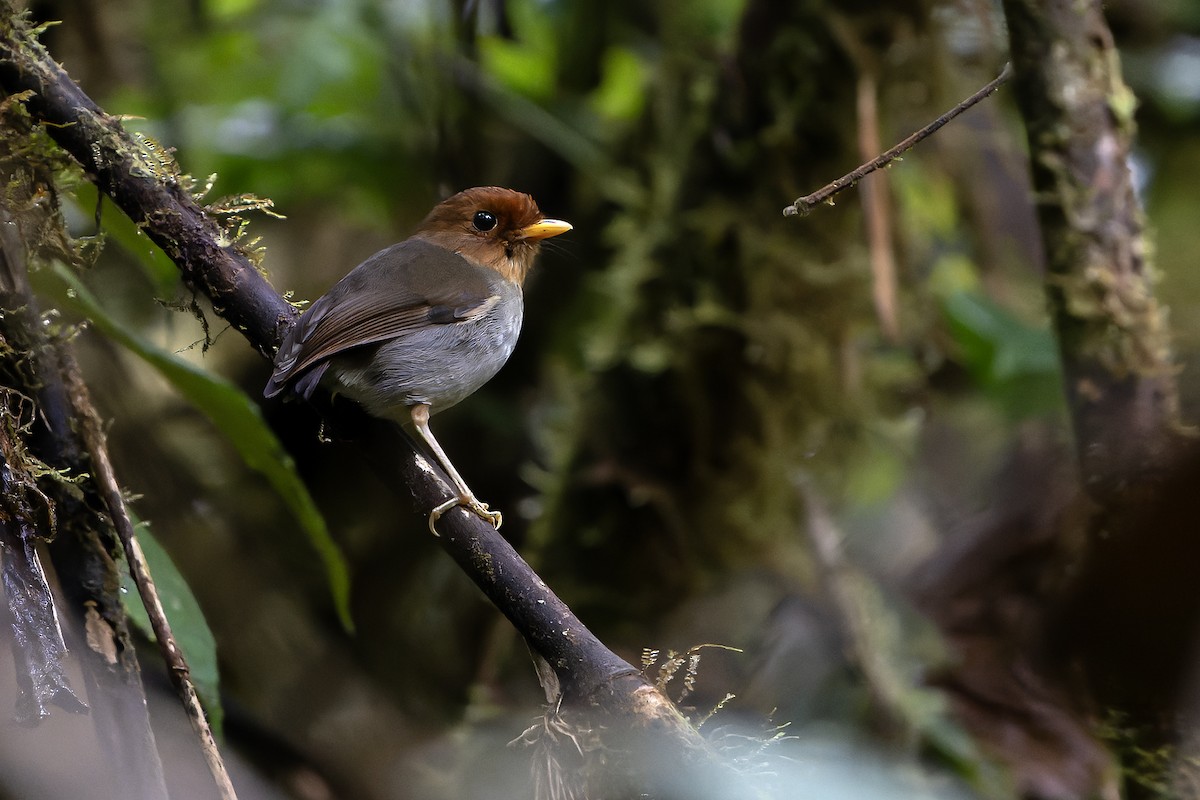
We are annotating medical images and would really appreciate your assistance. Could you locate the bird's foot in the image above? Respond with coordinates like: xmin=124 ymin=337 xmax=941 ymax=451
xmin=428 ymin=495 xmax=503 ymax=536
xmin=471 ymin=500 xmax=503 ymax=530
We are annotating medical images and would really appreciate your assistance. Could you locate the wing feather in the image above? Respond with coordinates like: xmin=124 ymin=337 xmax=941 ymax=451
xmin=265 ymin=239 xmax=501 ymax=398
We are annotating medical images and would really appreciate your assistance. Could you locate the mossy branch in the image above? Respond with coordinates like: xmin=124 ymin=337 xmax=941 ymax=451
xmin=1002 ymin=0 xmax=1185 ymax=494
xmin=0 ymin=7 xmax=758 ymax=794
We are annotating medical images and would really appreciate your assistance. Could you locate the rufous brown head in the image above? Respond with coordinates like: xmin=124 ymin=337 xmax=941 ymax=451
xmin=411 ymin=187 xmax=571 ymax=284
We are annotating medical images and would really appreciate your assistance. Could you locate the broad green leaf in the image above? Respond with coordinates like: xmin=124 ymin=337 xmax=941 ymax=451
xmin=478 ymin=0 xmax=557 ymax=101
xmin=120 ymin=521 xmax=223 ymax=736
xmin=47 ymin=263 xmax=354 ymax=630
xmin=941 ymin=290 xmax=1064 ymax=418
xmin=71 ymin=183 xmax=181 ymax=300
xmin=103 ymin=211 xmax=182 ymax=301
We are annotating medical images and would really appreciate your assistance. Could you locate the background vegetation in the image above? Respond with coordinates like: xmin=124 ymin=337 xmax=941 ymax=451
xmin=4 ymin=0 xmax=1200 ymax=797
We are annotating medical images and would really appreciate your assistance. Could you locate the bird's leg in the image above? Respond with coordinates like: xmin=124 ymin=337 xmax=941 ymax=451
xmin=409 ymin=403 xmax=502 ymax=534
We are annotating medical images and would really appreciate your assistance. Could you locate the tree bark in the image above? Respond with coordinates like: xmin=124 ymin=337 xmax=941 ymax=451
xmin=1003 ymin=0 xmax=1182 ymax=496
xmin=913 ymin=2 xmax=1188 ymax=797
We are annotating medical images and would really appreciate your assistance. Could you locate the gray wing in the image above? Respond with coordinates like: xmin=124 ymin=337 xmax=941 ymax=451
xmin=264 ymin=238 xmax=500 ymax=399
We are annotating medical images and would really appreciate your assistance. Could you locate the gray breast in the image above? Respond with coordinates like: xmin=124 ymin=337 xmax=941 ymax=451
xmin=330 ymin=281 xmax=524 ymax=420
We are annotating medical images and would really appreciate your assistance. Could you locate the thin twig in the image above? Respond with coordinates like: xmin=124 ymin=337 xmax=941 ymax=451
xmin=60 ymin=353 xmax=238 ymax=800
xmin=783 ymin=63 xmax=1013 ymax=217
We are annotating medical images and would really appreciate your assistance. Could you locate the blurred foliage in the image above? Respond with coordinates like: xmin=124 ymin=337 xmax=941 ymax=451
xmin=940 ymin=290 xmax=1062 ymax=418
xmin=6 ymin=0 xmax=1200 ymax=798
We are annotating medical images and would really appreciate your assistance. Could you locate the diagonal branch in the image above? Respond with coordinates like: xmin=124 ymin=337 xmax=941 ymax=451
xmin=0 ymin=16 xmax=781 ymax=797
xmin=0 ymin=2 xmax=647 ymax=713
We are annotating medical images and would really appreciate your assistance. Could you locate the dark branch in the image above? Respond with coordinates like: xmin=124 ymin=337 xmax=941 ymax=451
xmin=3 ymin=62 xmax=290 ymax=356
xmin=0 ymin=15 xmax=778 ymax=796
xmin=0 ymin=6 xmax=640 ymax=705
xmin=783 ymin=63 xmax=1013 ymax=217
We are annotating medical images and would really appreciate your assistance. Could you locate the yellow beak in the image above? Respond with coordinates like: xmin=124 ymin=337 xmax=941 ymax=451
xmin=518 ymin=218 xmax=572 ymax=241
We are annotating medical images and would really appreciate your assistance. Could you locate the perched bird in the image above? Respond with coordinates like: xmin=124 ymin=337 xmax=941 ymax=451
xmin=264 ymin=187 xmax=571 ymax=533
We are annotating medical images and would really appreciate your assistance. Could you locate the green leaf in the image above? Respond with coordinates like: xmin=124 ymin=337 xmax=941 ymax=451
xmin=589 ymin=47 xmax=648 ymax=123
xmin=478 ymin=0 xmax=558 ymax=101
xmin=120 ymin=521 xmax=223 ymax=736
xmin=71 ymin=183 xmax=182 ymax=300
xmin=47 ymin=262 xmax=354 ymax=630
xmin=206 ymin=0 xmax=259 ymax=22
xmin=941 ymin=290 xmax=1064 ymax=418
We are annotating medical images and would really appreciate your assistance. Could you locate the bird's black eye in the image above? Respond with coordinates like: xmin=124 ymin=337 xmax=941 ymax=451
xmin=473 ymin=210 xmax=497 ymax=232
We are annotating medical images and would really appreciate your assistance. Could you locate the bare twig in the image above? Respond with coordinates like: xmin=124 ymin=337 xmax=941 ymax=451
xmin=783 ymin=63 xmax=1013 ymax=217
xmin=60 ymin=355 xmax=238 ymax=800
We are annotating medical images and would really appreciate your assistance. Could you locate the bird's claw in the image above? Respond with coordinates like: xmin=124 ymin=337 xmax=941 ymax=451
xmin=427 ymin=495 xmax=503 ymax=536
xmin=462 ymin=496 xmax=502 ymax=530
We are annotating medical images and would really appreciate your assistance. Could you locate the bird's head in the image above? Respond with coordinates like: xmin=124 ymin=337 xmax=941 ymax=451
xmin=412 ymin=187 xmax=571 ymax=284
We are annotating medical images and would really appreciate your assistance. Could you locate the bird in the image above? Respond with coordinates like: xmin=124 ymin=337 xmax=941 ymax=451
xmin=264 ymin=187 xmax=571 ymax=533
